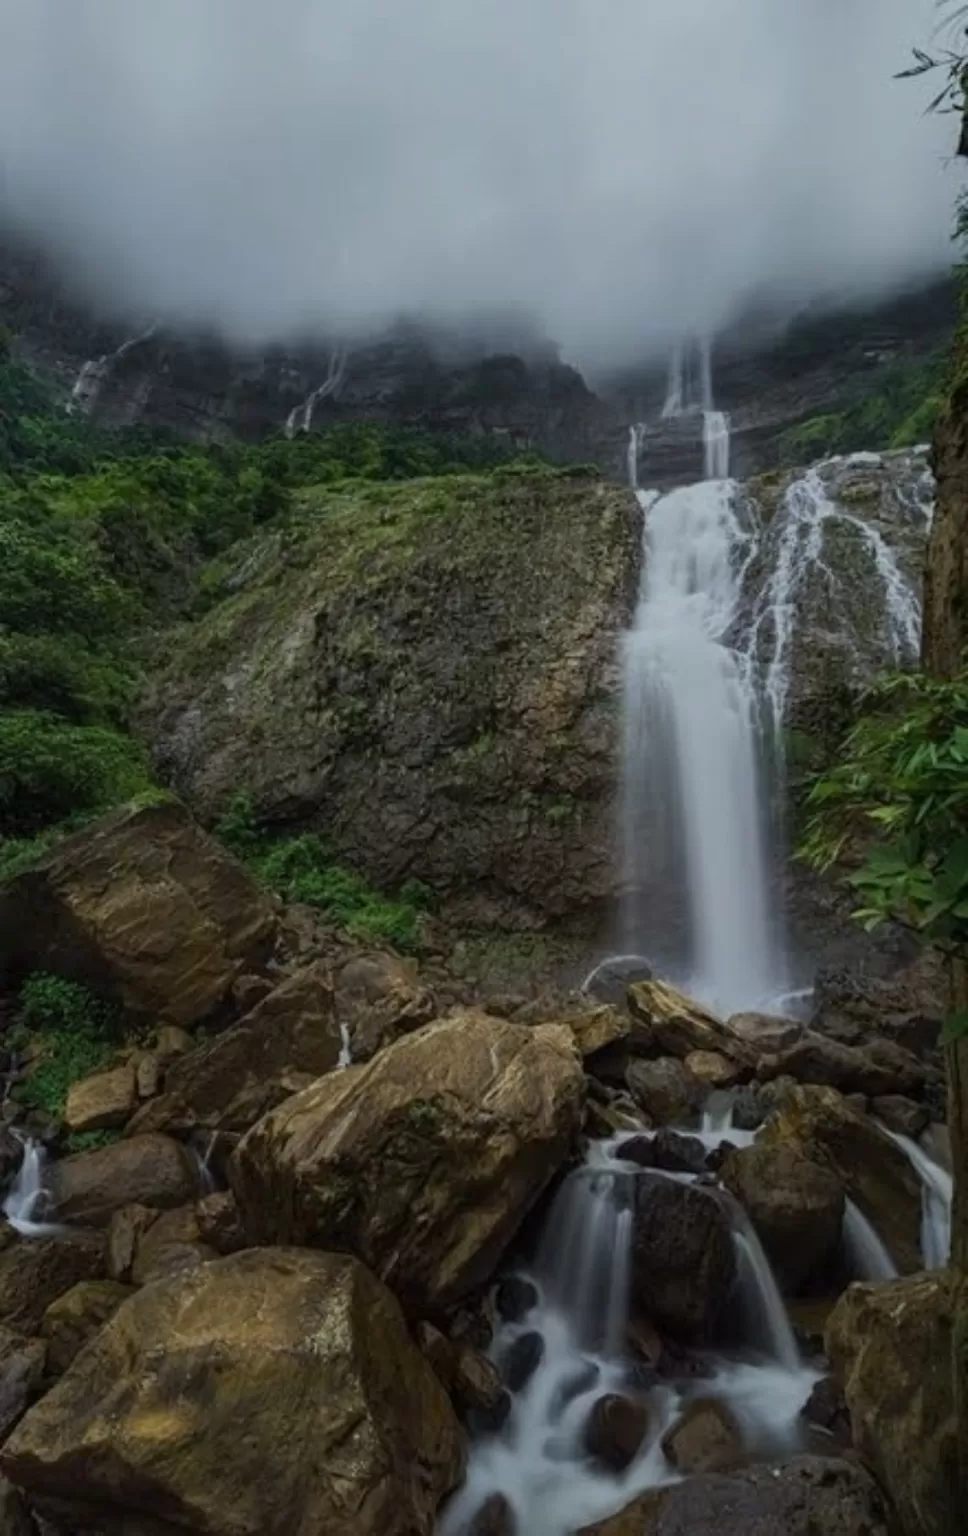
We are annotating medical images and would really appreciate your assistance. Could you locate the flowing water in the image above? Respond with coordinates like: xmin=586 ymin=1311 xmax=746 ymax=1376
xmin=842 ymin=1200 xmax=898 ymax=1282
xmin=337 ymin=1022 xmax=354 ymax=1070
xmin=68 ymin=322 xmax=159 ymax=418
xmin=3 ymin=1138 xmax=62 ymax=1237
xmin=889 ymin=1132 xmax=952 ymax=1270
xmin=284 ymin=346 xmax=348 ymax=437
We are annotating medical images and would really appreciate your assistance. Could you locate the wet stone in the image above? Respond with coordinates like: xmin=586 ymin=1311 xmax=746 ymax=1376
xmin=502 ymin=1330 xmax=545 ymax=1393
xmin=495 ymin=1275 xmax=538 ymax=1324
xmin=468 ymin=1492 xmax=517 ymax=1536
xmin=549 ymin=1359 xmax=600 ymax=1420
xmin=583 ymin=1393 xmax=650 ymax=1472
xmin=650 ymin=1128 xmax=707 ymax=1176
xmin=615 ymin=1135 xmax=655 ymax=1169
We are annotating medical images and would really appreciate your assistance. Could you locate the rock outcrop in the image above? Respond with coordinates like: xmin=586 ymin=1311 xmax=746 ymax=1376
xmin=48 ymin=1135 xmax=200 ymax=1227
xmin=826 ymin=1274 xmax=958 ymax=1536
xmin=629 ymin=1175 xmax=735 ymax=1339
xmin=1 ymin=1249 xmax=464 ymax=1536
xmin=231 ymin=1013 xmax=584 ymax=1311
xmin=142 ymin=473 xmax=639 ymax=928
xmin=720 ymin=1142 xmax=844 ymax=1293
xmin=0 ymin=802 xmax=278 ymax=1026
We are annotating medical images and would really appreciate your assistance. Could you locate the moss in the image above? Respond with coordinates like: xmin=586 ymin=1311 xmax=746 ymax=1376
xmin=405 ymin=1099 xmax=445 ymax=1133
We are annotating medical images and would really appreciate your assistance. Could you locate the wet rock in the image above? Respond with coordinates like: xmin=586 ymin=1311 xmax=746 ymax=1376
xmin=756 ymin=1032 xmax=926 ymax=1099
xmin=760 ymin=1086 xmax=922 ymax=1272
xmin=649 ymin=1129 xmax=706 ymax=1176
xmin=0 ymin=1477 xmax=31 ymax=1536
xmin=495 ymin=1276 xmax=538 ymax=1324
xmin=502 ymin=1331 xmax=545 ymax=1393
xmin=577 ymin=1455 xmax=890 ymax=1536
xmin=615 ymin=1135 xmax=655 ymax=1169
xmin=801 ymin=1376 xmax=852 ymax=1450
xmin=195 ymin=1191 xmax=247 ymax=1255
xmin=826 ymin=1273 xmax=957 ymax=1536
xmin=725 ymin=1011 xmax=802 ymax=1054
xmin=810 ymin=963 xmax=944 ymax=1057
xmin=468 ymin=1493 xmax=517 ymax=1536
xmin=453 ymin=1347 xmax=508 ymax=1428
xmin=627 ymin=982 xmax=739 ymax=1063
xmin=551 ymin=1360 xmax=601 ymax=1416
xmin=332 ymin=951 xmax=436 ymax=1061
xmin=583 ymin=1393 xmax=649 ymax=1472
xmin=0 ymin=1328 xmax=45 ymax=1441
xmin=231 ymin=1014 xmax=584 ymax=1312
xmin=416 ymin=1320 xmax=455 ymax=1389
xmin=683 ymin=1050 xmax=739 ymax=1090
xmin=720 ymin=1143 xmax=844 ymax=1293
xmin=1 ymin=1249 xmax=464 ymax=1536
xmin=922 ymin=1121 xmax=951 ymax=1171
xmin=49 ymin=1134 xmax=200 ymax=1227
xmin=871 ymin=1093 xmax=929 ymax=1139
xmin=0 ymin=1233 xmax=104 ymax=1335
xmin=154 ymin=1023 xmax=194 ymax=1062
xmin=568 ymin=1006 xmax=630 ymax=1060
xmin=0 ymin=1132 xmax=23 ymax=1194
xmin=41 ymin=1281 xmax=132 ymax=1376
xmin=729 ymin=1085 xmax=767 ymax=1131
xmin=63 ymin=1063 xmax=136 ymax=1134
xmin=127 ymin=961 xmax=347 ymax=1138
xmin=584 ymin=956 xmax=654 ymax=1007
xmin=661 ymin=1397 xmax=743 ymax=1474
xmin=0 ymin=802 xmax=278 ymax=1028
xmin=626 ymin=1058 xmax=703 ymax=1127
xmin=630 ymin=1175 xmax=735 ymax=1339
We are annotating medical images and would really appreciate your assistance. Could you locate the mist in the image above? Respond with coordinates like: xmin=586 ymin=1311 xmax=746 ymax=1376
xmin=0 ymin=0 xmax=960 ymax=366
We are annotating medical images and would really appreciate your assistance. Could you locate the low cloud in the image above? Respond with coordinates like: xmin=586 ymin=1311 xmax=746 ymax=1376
xmin=0 ymin=0 xmax=959 ymax=366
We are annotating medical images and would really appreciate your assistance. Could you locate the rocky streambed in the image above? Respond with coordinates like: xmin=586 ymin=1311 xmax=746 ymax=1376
xmin=0 ymin=800 xmax=955 ymax=1536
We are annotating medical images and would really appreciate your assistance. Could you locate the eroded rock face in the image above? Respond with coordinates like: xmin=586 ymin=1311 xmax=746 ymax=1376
xmin=720 ymin=1143 xmax=844 ymax=1294
xmin=141 ymin=475 xmax=639 ymax=928
xmin=759 ymin=1085 xmax=922 ymax=1272
xmin=630 ymin=1176 xmax=735 ymax=1339
xmin=49 ymin=1135 xmax=200 ymax=1228
xmin=0 ymin=803 xmax=278 ymax=1026
xmin=1 ymin=1249 xmax=464 ymax=1536
xmin=127 ymin=962 xmax=346 ymax=1137
xmin=826 ymin=1274 xmax=958 ymax=1536
xmin=231 ymin=1013 xmax=584 ymax=1311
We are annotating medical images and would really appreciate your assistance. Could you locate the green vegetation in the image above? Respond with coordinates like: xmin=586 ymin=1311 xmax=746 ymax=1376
xmin=11 ymin=973 xmax=123 ymax=1119
xmin=215 ymin=793 xmax=435 ymax=951
xmin=800 ymin=664 xmax=968 ymax=1038
xmin=779 ymin=350 xmax=949 ymax=466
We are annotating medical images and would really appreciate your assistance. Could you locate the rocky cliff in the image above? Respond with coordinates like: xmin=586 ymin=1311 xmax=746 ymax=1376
xmin=141 ymin=470 xmax=639 ymax=929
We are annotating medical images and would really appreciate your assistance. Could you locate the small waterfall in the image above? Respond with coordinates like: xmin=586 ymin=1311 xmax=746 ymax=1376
xmin=284 ymin=347 xmax=348 ymax=437
xmin=68 ymin=322 xmax=158 ymax=419
xmin=889 ymin=1132 xmax=952 ymax=1270
xmin=3 ymin=1139 xmax=60 ymax=1237
xmin=703 ymin=410 xmax=731 ymax=481
xmin=843 ymin=1199 xmax=897 ymax=1282
xmin=727 ymin=1206 xmax=800 ymax=1371
xmin=337 ymin=1022 xmax=354 ymax=1071
xmin=535 ymin=1165 xmax=635 ymax=1356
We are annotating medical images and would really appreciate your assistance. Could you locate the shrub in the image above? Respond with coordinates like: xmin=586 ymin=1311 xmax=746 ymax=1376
xmin=12 ymin=973 xmax=122 ymax=1119
xmin=0 ymin=711 xmax=152 ymax=833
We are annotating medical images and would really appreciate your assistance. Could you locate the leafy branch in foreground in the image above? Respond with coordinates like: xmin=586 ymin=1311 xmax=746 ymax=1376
xmin=799 ymin=666 xmax=968 ymax=1040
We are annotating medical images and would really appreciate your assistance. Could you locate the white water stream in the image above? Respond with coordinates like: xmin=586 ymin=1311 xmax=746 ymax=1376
xmin=3 ymin=1138 xmax=62 ymax=1237
xmin=284 ymin=347 xmax=348 ymax=437
xmin=68 ymin=322 xmax=159 ymax=418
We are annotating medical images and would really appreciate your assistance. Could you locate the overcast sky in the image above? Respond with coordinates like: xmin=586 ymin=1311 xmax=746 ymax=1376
xmin=0 ymin=0 xmax=960 ymax=365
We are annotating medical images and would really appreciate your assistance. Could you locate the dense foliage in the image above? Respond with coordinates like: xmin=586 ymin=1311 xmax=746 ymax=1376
xmin=216 ymin=794 xmax=435 ymax=951
xmin=779 ymin=350 xmax=948 ymax=466
xmin=801 ymin=666 xmax=968 ymax=1037
xmin=11 ymin=972 xmax=123 ymax=1122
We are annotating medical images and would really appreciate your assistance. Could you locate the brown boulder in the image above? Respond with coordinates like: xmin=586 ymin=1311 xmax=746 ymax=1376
xmin=871 ymin=1095 xmax=929 ymax=1139
xmin=49 ymin=1135 xmax=200 ymax=1228
xmin=127 ymin=961 xmax=346 ymax=1138
xmin=0 ymin=802 xmax=278 ymax=1027
xmin=626 ymin=1058 xmax=703 ymax=1127
xmin=568 ymin=1007 xmax=630 ymax=1060
xmin=106 ymin=1203 xmax=159 ymax=1282
xmin=64 ymin=1064 xmax=137 ymax=1134
xmin=683 ymin=1051 xmax=738 ymax=1090
xmin=724 ymin=1012 xmax=802 ymax=1054
xmin=577 ymin=1456 xmax=890 ymax=1536
xmin=129 ymin=1206 xmax=215 ymax=1287
xmin=1 ymin=1249 xmax=463 ymax=1536
xmin=757 ymin=1033 xmax=927 ymax=1100
xmin=720 ymin=1142 xmax=844 ymax=1293
xmin=333 ymin=951 xmax=436 ymax=1060
xmin=760 ymin=1086 xmax=922 ymax=1272
xmin=583 ymin=1393 xmax=650 ymax=1472
xmin=627 ymin=982 xmax=739 ymax=1062
xmin=0 ymin=1328 xmax=45 ymax=1441
xmin=195 ymin=1191 xmax=247 ymax=1255
xmin=231 ymin=1013 xmax=583 ymax=1312
xmin=41 ymin=1281 xmax=132 ymax=1376
xmin=0 ymin=1232 xmax=104 ymax=1335
xmin=630 ymin=1176 xmax=735 ymax=1338
xmin=826 ymin=1273 xmax=958 ymax=1536
xmin=661 ymin=1398 xmax=742 ymax=1474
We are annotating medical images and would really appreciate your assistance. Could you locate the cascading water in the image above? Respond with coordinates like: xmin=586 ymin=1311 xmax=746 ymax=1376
xmin=284 ymin=346 xmax=348 ymax=437
xmin=68 ymin=322 xmax=159 ymax=418
xmin=3 ymin=1138 xmax=61 ymax=1237
xmin=889 ymin=1131 xmax=952 ymax=1270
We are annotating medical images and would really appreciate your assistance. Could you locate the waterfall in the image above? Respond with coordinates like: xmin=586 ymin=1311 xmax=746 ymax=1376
xmin=68 ymin=322 xmax=158 ymax=418
xmin=726 ymin=1205 xmax=800 ymax=1371
xmin=3 ymin=1139 xmax=60 ymax=1237
xmin=889 ymin=1132 xmax=952 ymax=1270
xmin=337 ymin=1022 xmax=354 ymax=1070
xmin=284 ymin=347 xmax=348 ymax=437
xmin=843 ymin=1200 xmax=897 ymax=1282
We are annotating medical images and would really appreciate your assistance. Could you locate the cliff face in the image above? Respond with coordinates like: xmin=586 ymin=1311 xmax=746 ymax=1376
xmin=924 ymin=359 xmax=968 ymax=678
xmin=141 ymin=471 xmax=640 ymax=929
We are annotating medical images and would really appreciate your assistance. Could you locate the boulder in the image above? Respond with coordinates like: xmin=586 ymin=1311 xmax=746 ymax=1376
xmin=129 ymin=1206 xmax=216 ymax=1286
xmin=683 ymin=1051 xmax=738 ymax=1090
xmin=106 ymin=1204 xmax=159 ymax=1282
xmin=41 ymin=1281 xmax=132 ymax=1376
xmin=577 ymin=1456 xmax=890 ymax=1536
xmin=630 ymin=1176 xmax=735 ymax=1338
xmin=333 ymin=952 xmax=436 ymax=1061
xmin=760 ymin=1086 xmax=922 ymax=1272
xmin=1 ymin=1249 xmax=464 ymax=1536
xmin=49 ymin=1135 xmax=200 ymax=1228
xmin=467 ymin=1493 xmax=517 ymax=1536
xmin=627 ymin=982 xmax=739 ymax=1063
xmin=810 ymin=963 xmax=944 ymax=1056
xmin=568 ymin=1006 xmax=630 ymax=1060
xmin=0 ymin=1328 xmax=45 ymax=1441
xmin=64 ymin=1064 xmax=137 ymax=1134
xmin=583 ymin=1393 xmax=650 ymax=1472
xmin=626 ymin=1059 xmax=703 ymax=1127
xmin=724 ymin=1012 xmax=802 ymax=1054
xmin=231 ymin=1013 xmax=583 ymax=1312
xmin=0 ymin=1232 xmax=104 ymax=1335
xmin=195 ymin=1191 xmax=247 ymax=1255
xmin=720 ymin=1143 xmax=844 ymax=1293
xmin=0 ymin=1477 xmax=31 ymax=1536
xmin=872 ymin=1094 xmax=929 ymax=1139
xmin=127 ymin=962 xmax=347 ymax=1138
xmin=649 ymin=1130 xmax=707 ymax=1177
xmin=585 ymin=956 xmax=653 ymax=1006
xmin=660 ymin=1398 xmax=743 ymax=1474
xmin=756 ymin=1032 xmax=926 ymax=1098
xmin=826 ymin=1273 xmax=958 ymax=1536
xmin=801 ymin=1376 xmax=852 ymax=1450
xmin=134 ymin=1051 xmax=162 ymax=1100
xmin=0 ymin=802 xmax=278 ymax=1027
xmin=501 ymin=1331 xmax=545 ymax=1393
xmin=452 ymin=1347 xmax=509 ymax=1431
xmin=495 ymin=1275 xmax=538 ymax=1324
